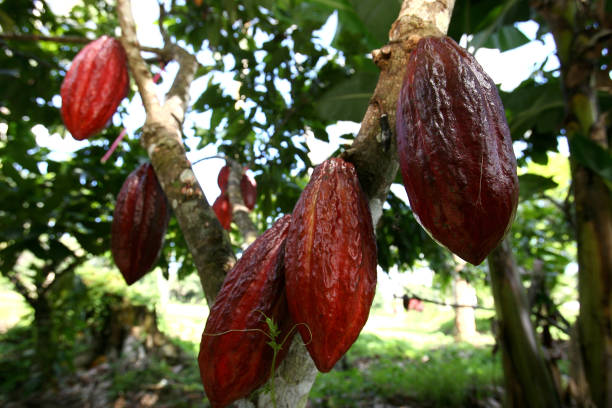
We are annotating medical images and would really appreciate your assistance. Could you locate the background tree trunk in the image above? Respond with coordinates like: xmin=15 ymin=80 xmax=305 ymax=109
xmin=533 ymin=1 xmax=612 ymax=405
xmin=453 ymin=275 xmax=477 ymax=341
xmin=488 ymin=239 xmax=561 ymax=408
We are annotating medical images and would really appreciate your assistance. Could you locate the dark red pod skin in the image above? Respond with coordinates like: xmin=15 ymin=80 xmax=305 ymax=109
xmin=217 ymin=165 xmax=230 ymax=192
xmin=396 ymin=36 xmax=519 ymax=265
xmin=284 ymin=158 xmax=377 ymax=372
xmin=198 ymin=215 xmax=295 ymax=408
xmin=240 ymin=172 xmax=257 ymax=210
xmin=111 ymin=163 xmax=170 ymax=285
xmin=212 ymin=193 xmax=231 ymax=230
xmin=60 ymin=36 xmax=129 ymax=140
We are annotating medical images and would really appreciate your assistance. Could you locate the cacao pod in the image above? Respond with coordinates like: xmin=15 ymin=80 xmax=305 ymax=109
xmin=212 ymin=193 xmax=231 ymax=230
xmin=198 ymin=215 xmax=295 ymax=408
xmin=396 ymin=36 xmax=519 ymax=265
xmin=240 ymin=171 xmax=257 ymax=211
xmin=60 ymin=36 xmax=129 ymax=141
xmin=111 ymin=163 xmax=170 ymax=285
xmin=217 ymin=165 xmax=229 ymax=192
xmin=284 ymin=157 xmax=377 ymax=372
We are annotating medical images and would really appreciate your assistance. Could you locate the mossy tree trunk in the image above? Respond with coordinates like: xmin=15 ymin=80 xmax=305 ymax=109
xmin=488 ymin=239 xmax=562 ymax=408
xmin=534 ymin=1 xmax=612 ymax=405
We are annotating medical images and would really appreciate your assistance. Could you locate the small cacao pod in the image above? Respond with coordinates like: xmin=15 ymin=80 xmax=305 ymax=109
xmin=198 ymin=215 xmax=295 ymax=408
xmin=217 ymin=165 xmax=229 ymax=193
xmin=111 ymin=163 xmax=170 ymax=285
xmin=284 ymin=157 xmax=377 ymax=372
xmin=60 ymin=36 xmax=129 ymax=140
xmin=240 ymin=171 xmax=257 ymax=211
xmin=396 ymin=36 xmax=519 ymax=265
xmin=212 ymin=193 xmax=231 ymax=230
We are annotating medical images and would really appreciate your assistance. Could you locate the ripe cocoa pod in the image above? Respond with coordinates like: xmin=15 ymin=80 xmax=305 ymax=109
xmin=198 ymin=215 xmax=295 ymax=408
xmin=111 ymin=163 xmax=170 ymax=285
xmin=60 ymin=36 xmax=129 ymax=140
xmin=212 ymin=193 xmax=231 ymax=230
xmin=217 ymin=165 xmax=229 ymax=192
xmin=396 ymin=36 xmax=519 ymax=265
xmin=240 ymin=171 xmax=257 ymax=211
xmin=284 ymin=157 xmax=377 ymax=372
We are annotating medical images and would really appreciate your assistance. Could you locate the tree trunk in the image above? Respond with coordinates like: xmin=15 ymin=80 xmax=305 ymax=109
xmin=488 ymin=239 xmax=561 ymax=408
xmin=533 ymin=2 xmax=612 ymax=405
xmin=33 ymin=296 xmax=56 ymax=383
xmin=453 ymin=275 xmax=477 ymax=341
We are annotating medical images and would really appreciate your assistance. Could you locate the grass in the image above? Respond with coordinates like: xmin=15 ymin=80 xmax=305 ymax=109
xmin=0 ymin=268 xmax=504 ymax=407
xmin=310 ymin=335 xmax=502 ymax=407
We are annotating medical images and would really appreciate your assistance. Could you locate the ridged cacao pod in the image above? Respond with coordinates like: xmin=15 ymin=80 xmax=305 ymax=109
xmin=218 ymin=165 xmax=257 ymax=210
xmin=240 ymin=171 xmax=257 ymax=211
xmin=284 ymin=157 xmax=377 ymax=372
xmin=199 ymin=215 xmax=295 ymax=408
xmin=111 ymin=163 xmax=170 ymax=285
xmin=212 ymin=193 xmax=231 ymax=230
xmin=396 ymin=36 xmax=519 ymax=265
xmin=60 ymin=36 xmax=129 ymax=141
xmin=217 ymin=165 xmax=229 ymax=192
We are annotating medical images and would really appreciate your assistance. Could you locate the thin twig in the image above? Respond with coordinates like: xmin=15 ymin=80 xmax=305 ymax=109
xmin=394 ymin=293 xmax=496 ymax=311
xmin=0 ymin=33 xmax=165 ymax=55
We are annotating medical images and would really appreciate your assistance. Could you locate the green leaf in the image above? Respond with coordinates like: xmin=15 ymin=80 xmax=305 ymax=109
xmin=569 ymin=136 xmax=612 ymax=188
xmin=347 ymin=0 xmax=401 ymax=46
xmin=0 ymin=9 xmax=16 ymax=32
xmin=316 ymin=72 xmax=377 ymax=122
xmin=473 ymin=25 xmax=530 ymax=52
xmin=518 ymin=174 xmax=558 ymax=200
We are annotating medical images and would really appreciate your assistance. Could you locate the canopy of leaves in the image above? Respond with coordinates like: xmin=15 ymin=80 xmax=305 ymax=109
xmin=0 ymin=0 xmax=599 ymax=291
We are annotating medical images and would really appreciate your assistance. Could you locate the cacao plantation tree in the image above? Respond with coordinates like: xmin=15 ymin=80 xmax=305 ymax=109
xmin=1 ymin=0 xmax=611 ymax=407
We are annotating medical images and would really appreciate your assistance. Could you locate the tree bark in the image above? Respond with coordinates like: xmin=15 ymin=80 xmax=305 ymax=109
xmin=117 ymin=0 xmax=234 ymax=306
xmin=453 ymin=275 xmax=477 ymax=341
xmin=533 ymin=1 xmax=612 ymax=406
xmin=488 ymin=239 xmax=562 ymax=408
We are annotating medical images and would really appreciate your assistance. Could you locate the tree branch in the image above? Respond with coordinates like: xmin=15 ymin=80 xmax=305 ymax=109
xmin=342 ymin=0 xmax=456 ymax=227
xmin=227 ymin=161 xmax=259 ymax=246
xmin=117 ymin=0 xmax=234 ymax=305
xmin=40 ymin=256 xmax=85 ymax=296
xmin=0 ymin=32 xmax=164 ymax=54
xmin=7 ymin=272 xmax=36 ymax=306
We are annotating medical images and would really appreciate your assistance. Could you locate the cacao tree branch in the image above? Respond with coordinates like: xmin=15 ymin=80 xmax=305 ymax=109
xmin=227 ymin=161 xmax=259 ymax=246
xmin=0 ymin=33 xmax=91 ymax=44
xmin=117 ymin=0 xmax=233 ymax=304
xmin=40 ymin=256 xmax=84 ymax=296
xmin=342 ymin=0 xmax=455 ymax=226
xmin=117 ymin=1 xmax=163 ymax=116
xmin=164 ymin=43 xmax=198 ymax=124
xmin=7 ymin=272 xmax=36 ymax=307
xmin=0 ymin=32 xmax=164 ymax=54
xmin=488 ymin=239 xmax=562 ymax=407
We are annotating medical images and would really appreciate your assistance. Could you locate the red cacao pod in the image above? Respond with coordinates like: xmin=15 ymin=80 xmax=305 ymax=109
xmin=198 ymin=215 xmax=295 ymax=408
xmin=60 ymin=36 xmax=129 ymax=141
xmin=240 ymin=171 xmax=257 ymax=211
xmin=212 ymin=193 xmax=231 ymax=230
xmin=284 ymin=157 xmax=377 ymax=372
xmin=396 ymin=36 xmax=519 ymax=265
xmin=111 ymin=163 xmax=170 ymax=285
xmin=217 ymin=165 xmax=229 ymax=193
